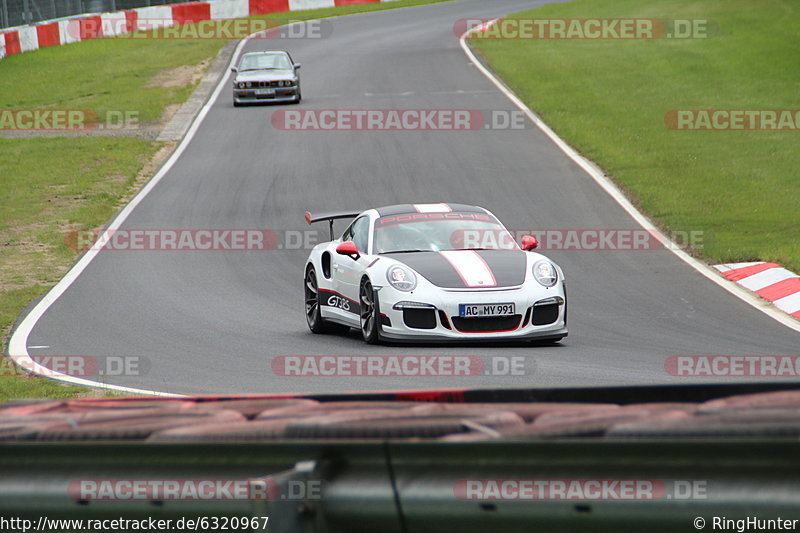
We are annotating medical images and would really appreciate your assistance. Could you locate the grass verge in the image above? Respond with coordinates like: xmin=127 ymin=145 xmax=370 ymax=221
xmin=0 ymin=0 xmax=453 ymax=401
xmin=471 ymin=0 xmax=799 ymax=272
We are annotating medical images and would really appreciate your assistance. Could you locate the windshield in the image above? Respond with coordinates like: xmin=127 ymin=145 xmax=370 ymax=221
xmin=374 ymin=213 xmax=519 ymax=253
xmin=238 ymin=53 xmax=292 ymax=71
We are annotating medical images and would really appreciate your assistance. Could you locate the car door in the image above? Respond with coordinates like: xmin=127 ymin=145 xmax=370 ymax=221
xmin=333 ymin=216 xmax=371 ymax=316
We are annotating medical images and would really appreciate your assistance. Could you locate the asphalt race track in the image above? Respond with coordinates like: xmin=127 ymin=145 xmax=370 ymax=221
xmin=17 ymin=0 xmax=800 ymax=394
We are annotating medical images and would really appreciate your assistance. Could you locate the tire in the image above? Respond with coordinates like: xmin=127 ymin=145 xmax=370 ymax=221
xmin=294 ymin=89 xmax=302 ymax=104
xmin=305 ymin=266 xmax=348 ymax=335
xmin=233 ymin=101 xmax=242 ymax=107
xmin=359 ymin=277 xmax=381 ymax=345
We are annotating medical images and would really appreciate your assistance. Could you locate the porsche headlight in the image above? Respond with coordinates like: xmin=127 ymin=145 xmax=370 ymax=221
xmin=387 ymin=265 xmax=417 ymax=292
xmin=532 ymin=260 xmax=558 ymax=287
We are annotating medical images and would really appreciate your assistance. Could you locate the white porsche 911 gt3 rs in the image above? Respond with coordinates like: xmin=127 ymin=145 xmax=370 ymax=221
xmin=303 ymin=203 xmax=567 ymax=345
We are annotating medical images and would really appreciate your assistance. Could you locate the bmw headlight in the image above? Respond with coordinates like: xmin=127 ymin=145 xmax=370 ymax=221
xmin=532 ymin=260 xmax=558 ymax=287
xmin=237 ymin=82 xmax=245 ymax=89
xmin=245 ymin=82 xmax=252 ymax=88
xmin=387 ymin=265 xmax=417 ymax=292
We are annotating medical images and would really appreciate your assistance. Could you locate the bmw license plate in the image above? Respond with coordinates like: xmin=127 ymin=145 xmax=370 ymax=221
xmin=255 ymin=89 xmax=275 ymax=96
xmin=459 ymin=303 xmax=515 ymax=317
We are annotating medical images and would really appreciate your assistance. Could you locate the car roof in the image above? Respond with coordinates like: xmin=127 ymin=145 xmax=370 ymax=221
xmin=374 ymin=204 xmax=489 ymax=217
xmin=241 ymin=51 xmax=289 ymax=56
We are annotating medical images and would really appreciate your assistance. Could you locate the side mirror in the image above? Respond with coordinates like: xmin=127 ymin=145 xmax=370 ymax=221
xmin=230 ymin=67 xmax=238 ymax=73
xmin=521 ymin=235 xmax=539 ymax=251
xmin=336 ymin=241 xmax=360 ymax=259
xmin=294 ymin=63 xmax=302 ymax=69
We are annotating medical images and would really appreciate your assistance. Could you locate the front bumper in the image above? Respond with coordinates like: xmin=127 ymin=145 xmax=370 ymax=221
xmin=233 ymin=88 xmax=298 ymax=104
xmin=375 ymin=284 xmax=567 ymax=343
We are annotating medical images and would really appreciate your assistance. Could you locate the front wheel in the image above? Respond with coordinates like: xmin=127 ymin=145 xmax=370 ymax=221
xmin=359 ymin=278 xmax=381 ymax=344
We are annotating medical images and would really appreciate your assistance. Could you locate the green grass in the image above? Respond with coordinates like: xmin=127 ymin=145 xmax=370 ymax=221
xmin=0 ymin=136 xmax=157 ymax=237
xmin=0 ymin=137 xmax=159 ymax=401
xmin=0 ymin=0 xmax=453 ymax=402
xmin=0 ymin=375 xmax=88 ymax=402
xmin=472 ymin=0 xmax=800 ymax=272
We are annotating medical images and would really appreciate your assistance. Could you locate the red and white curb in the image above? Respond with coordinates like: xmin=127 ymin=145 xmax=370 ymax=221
xmin=715 ymin=263 xmax=800 ymax=320
xmin=0 ymin=0 xmax=399 ymax=60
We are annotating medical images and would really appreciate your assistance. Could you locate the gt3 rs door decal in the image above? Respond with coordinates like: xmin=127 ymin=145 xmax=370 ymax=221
xmin=319 ymin=289 xmax=360 ymax=315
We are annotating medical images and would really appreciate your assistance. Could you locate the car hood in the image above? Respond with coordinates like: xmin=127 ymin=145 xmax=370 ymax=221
xmin=384 ymin=250 xmax=528 ymax=289
xmin=234 ymin=69 xmax=296 ymax=82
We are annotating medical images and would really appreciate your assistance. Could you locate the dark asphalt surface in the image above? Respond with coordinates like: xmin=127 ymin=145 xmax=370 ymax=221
xmin=22 ymin=0 xmax=800 ymax=394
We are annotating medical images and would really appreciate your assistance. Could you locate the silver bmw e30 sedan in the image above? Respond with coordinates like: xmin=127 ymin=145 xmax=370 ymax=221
xmin=231 ymin=51 xmax=301 ymax=106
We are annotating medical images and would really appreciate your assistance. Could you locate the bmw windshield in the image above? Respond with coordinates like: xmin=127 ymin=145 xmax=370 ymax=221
xmin=238 ymin=53 xmax=293 ymax=71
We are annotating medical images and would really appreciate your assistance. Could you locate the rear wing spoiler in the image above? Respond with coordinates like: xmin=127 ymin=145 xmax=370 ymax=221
xmin=304 ymin=210 xmax=361 ymax=240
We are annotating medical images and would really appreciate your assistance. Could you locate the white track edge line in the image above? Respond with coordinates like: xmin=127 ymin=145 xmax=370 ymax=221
xmin=459 ymin=22 xmax=800 ymax=335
